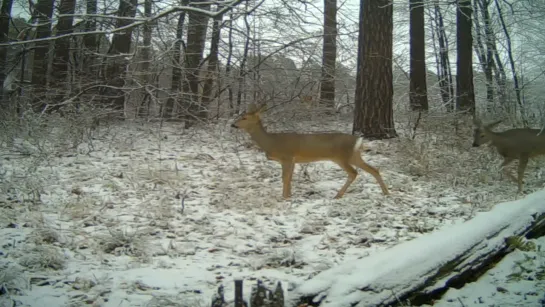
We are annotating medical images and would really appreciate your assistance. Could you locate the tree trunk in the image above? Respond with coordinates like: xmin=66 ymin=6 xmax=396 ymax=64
xmin=320 ymin=0 xmax=337 ymax=112
xmin=0 ymin=0 xmax=13 ymax=108
xmin=455 ymin=0 xmax=475 ymax=114
xmin=291 ymin=191 xmax=545 ymax=306
xmin=103 ymin=0 xmax=137 ymax=114
xmin=51 ymin=0 xmax=76 ymax=106
xmin=479 ymin=0 xmax=495 ymax=107
xmin=137 ymin=0 xmax=153 ymax=118
xmin=235 ymin=9 xmax=251 ymax=120
xmin=164 ymin=0 xmax=189 ymax=119
xmin=183 ymin=1 xmax=210 ymax=127
xmin=30 ymin=0 xmax=54 ymax=112
xmin=353 ymin=0 xmax=396 ymax=139
xmin=82 ymin=0 xmax=98 ymax=83
xmin=201 ymin=7 xmax=222 ymax=111
xmin=409 ymin=0 xmax=428 ymax=111
xmin=225 ymin=14 xmax=235 ymax=115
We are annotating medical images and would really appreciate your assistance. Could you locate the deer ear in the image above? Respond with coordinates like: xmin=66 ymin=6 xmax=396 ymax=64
xmin=247 ymin=103 xmax=257 ymax=113
xmin=486 ymin=119 xmax=502 ymax=129
xmin=255 ymin=103 xmax=267 ymax=114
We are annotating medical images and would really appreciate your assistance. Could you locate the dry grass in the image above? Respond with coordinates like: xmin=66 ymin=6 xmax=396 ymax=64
xmin=16 ymin=245 xmax=66 ymax=270
xmin=0 ymin=261 xmax=27 ymax=295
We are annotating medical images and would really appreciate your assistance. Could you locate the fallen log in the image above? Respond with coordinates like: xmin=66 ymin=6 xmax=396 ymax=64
xmin=288 ymin=189 xmax=545 ymax=307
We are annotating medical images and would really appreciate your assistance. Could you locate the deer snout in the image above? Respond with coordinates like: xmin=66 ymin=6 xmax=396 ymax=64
xmin=231 ymin=123 xmax=239 ymax=128
xmin=472 ymin=142 xmax=480 ymax=147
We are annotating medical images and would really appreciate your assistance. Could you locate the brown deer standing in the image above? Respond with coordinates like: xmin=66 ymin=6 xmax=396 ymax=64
xmin=472 ymin=118 xmax=545 ymax=193
xmin=231 ymin=103 xmax=390 ymax=199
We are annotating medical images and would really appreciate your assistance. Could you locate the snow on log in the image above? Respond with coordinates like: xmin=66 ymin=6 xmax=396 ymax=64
xmin=289 ymin=189 xmax=545 ymax=307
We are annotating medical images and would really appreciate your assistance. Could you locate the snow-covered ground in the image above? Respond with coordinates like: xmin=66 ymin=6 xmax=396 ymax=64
xmin=0 ymin=118 xmax=544 ymax=306
xmin=436 ymin=237 xmax=545 ymax=307
xmin=290 ymin=188 xmax=545 ymax=307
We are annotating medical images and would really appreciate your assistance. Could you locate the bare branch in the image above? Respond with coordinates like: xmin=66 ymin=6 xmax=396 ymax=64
xmin=0 ymin=0 xmax=246 ymax=47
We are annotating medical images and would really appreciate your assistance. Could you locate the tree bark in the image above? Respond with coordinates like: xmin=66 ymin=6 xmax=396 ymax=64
xmin=455 ymin=0 xmax=475 ymax=114
xmin=320 ymin=0 xmax=337 ymax=112
xmin=137 ymin=0 xmax=153 ymax=117
xmin=51 ymin=0 xmax=76 ymax=104
xmin=81 ymin=0 xmax=98 ymax=83
xmin=353 ymin=0 xmax=396 ymax=139
xmin=30 ymin=0 xmax=54 ymax=112
xmin=433 ymin=2 xmax=454 ymax=112
xmin=478 ymin=0 xmax=495 ymax=107
xmin=409 ymin=0 xmax=428 ymax=111
xmin=225 ymin=14 xmax=235 ymax=115
xmin=201 ymin=7 xmax=222 ymax=111
xmin=183 ymin=1 xmax=210 ymax=127
xmin=0 ymin=0 xmax=13 ymax=108
xmin=235 ymin=8 xmax=251 ymax=119
xmin=164 ymin=0 xmax=189 ymax=119
xmin=103 ymin=0 xmax=137 ymax=114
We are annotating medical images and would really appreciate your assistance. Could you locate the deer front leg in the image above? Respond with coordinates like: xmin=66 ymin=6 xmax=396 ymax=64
xmin=516 ymin=155 xmax=529 ymax=193
xmin=500 ymin=157 xmax=516 ymax=182
xmin=280 ymin=160 xmax=295 ymax=199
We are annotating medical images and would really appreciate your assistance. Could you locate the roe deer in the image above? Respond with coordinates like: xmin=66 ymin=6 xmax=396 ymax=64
xmin=231 ymin=103 xmax=390 ymax=199
xmin=472 ymin=118 xmax=545 ymax=193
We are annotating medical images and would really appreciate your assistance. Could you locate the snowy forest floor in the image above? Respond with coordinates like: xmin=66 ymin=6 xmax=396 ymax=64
xmin=1 ymin=115 xmax=544 ymax=306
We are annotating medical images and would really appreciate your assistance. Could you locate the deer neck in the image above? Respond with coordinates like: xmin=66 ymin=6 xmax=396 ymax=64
xmin=246 ymin=121 xmax=276 ymax=152
xmin=484 ymin=128 xmax=503 ymax=143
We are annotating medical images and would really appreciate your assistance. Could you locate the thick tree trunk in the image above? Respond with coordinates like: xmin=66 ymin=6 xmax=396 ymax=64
xmin=291 ymin=190 xmax=545 ymax=307
xmin=409 ymin=0 xmax=428 ymax=111
xmin=353 ymin=0 xmax=396 ymax=139
xmin=320 ymin=0 xmax=337 ymax=112
xmin=456 ymin=0 xmax=475 ymax=114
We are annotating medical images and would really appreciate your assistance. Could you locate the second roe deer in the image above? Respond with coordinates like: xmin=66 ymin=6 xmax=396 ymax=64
xmin=231 ymin=103 xmax=390 ymax=199
xmin=472 ymin=118 xmax=545 ymax=193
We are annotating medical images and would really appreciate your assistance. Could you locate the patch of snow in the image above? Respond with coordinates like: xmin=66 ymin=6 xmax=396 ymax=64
xmin=433 ymin=236 xmax=545 ymax=307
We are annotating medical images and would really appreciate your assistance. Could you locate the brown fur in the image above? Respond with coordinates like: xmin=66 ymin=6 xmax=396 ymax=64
xmin=473 ymin=118 xmax=545 ymax=193
xmin=231 ymin=103 xmax=390 ymax=199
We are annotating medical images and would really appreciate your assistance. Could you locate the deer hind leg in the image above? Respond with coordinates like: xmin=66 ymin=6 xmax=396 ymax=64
xmin=500 ymin=157 xmax=517 ymax=183
xmin=516 ymin=155 xmax=529 ymax=193
xmin=280 ymin=160 xmax=295 ymax=199
xmin=333 ymin=160 xmax=358 ymax=199
xmin=350 ymin=154 xmax=390 ymax=195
